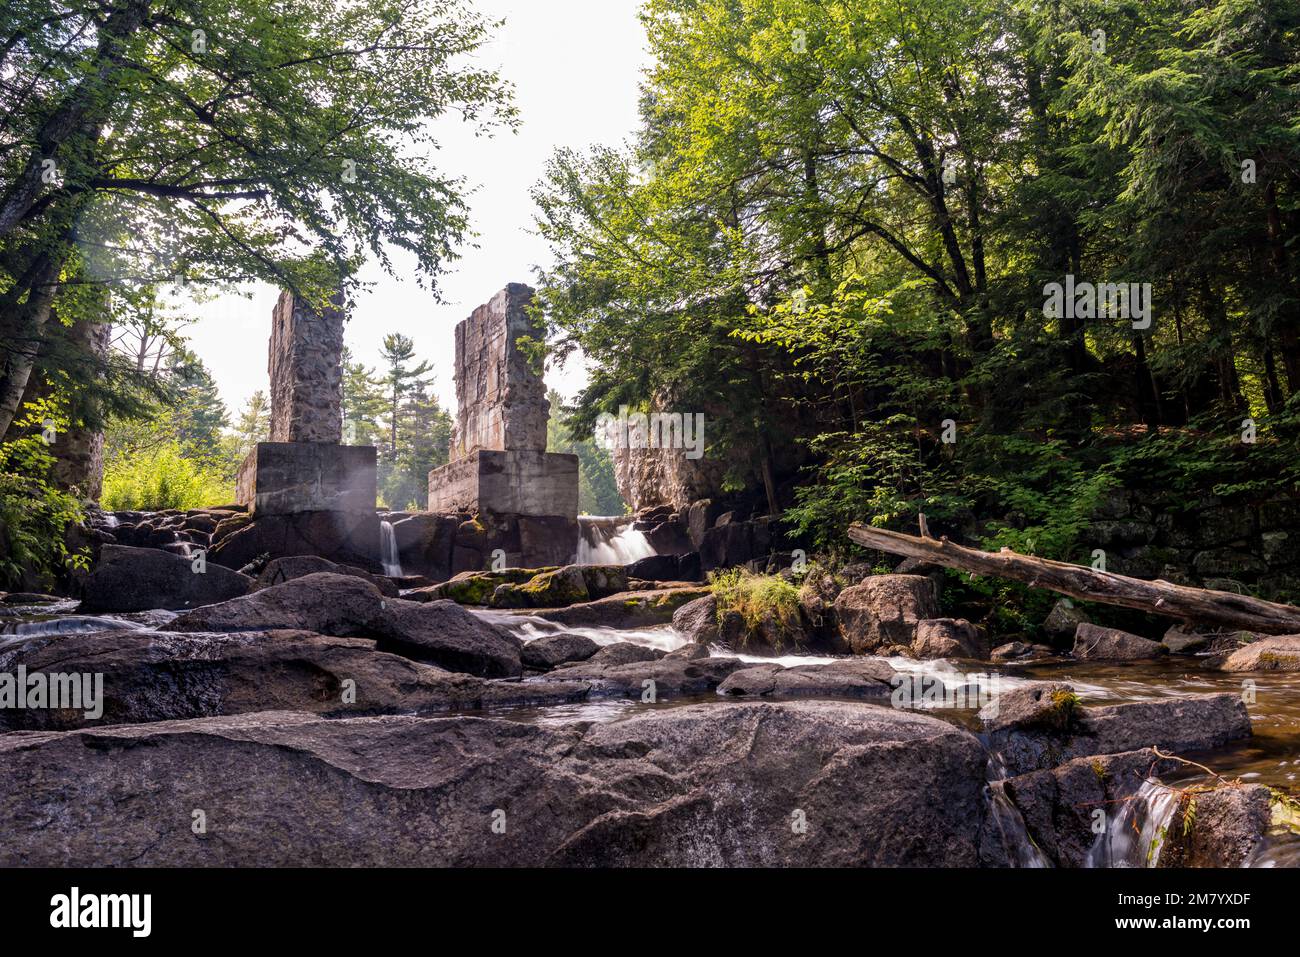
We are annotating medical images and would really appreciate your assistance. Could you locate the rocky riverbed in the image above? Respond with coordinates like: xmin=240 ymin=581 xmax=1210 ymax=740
xmin=3 ymin=550 xmax=1299 ymax=868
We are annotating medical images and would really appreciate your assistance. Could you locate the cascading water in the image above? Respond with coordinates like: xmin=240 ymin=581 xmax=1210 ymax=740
xmin=1085 ymin=779 xmax=1182 ymax=868
xmin=380 ymin=520 xmax=403 ymax=577
xmin=577 ymin=516 xmax=656 ymax=565
xmin=984 ymin=754 xmax=1052 ymax=868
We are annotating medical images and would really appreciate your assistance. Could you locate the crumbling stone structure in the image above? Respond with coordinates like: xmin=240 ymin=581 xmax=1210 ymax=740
xmin=226 ymin=289 xmax=380 ymax=570
xmin=424 ymin=284 xmax=579 ymax=570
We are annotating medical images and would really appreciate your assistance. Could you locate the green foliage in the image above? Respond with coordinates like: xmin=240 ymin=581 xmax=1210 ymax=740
xmin=534 ymin=0 xmax=1300 ymax=585
xmin=101 ymin=441 xmax=232 ymax=511
xmin=546 ymin=390 xmax=627 ymax=515
xmin=0 ymin=400 xmax=86 ymax=588
xmin=710 ymin=568 xmax=804 ymax=649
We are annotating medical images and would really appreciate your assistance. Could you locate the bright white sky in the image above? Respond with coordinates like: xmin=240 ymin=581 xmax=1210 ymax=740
xmin=185 ymin=0 xmax=650 ymax=417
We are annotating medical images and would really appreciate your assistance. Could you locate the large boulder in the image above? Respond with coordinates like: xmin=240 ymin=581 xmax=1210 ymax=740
xmin=490 ymin=564 xmax=630 ymax=609
xmin=406 ymin=568 xmax=543 ymax=605
xmin=626 ymin=554 xmax=681 ymax=582
xmin=254 ymin=555 xmax=398 ymax=597
xmin=0 ymin=629 xmax=588 ymax=731
xmin=375 ymin=599 xmax=523 ymax=678
xmin=1001 ymin=748 xmax=1179 ymax=867
xmin=171 ymin=572 xmax=388 ymax=636
xmin=832 ymin=575 xmax=938 ymax=654
xmin=578 ymin=642 xmax=667 ymax=667
xmin=912 ymin=618 xmax=988 ymax=659
xmin=520 ymin=633 xmax=601 ymax=670
xmin=1042 ymin=598 xmax=1089 ymax=645
xmin=1157 ymin=784 xmax=1276 ymax=868
xmin=549 ymin=653 xmax=745 ymax=698
xmin=980 ymin=681 xmax=1079 ymax=735
xmin=1219 ymin=634 xmax=1300 ymax=671
xmin=716 ymin=659 xmax=895 ymax=700
xmin=986 ymin=693 xmax=1252 ymax=776
xmin=672 ymin=593 xmax=719 ymax=644
xmin=208 ymin=510 xmax=382 ymax=572
xmin=1072 ymin=622 xmax=1166 ymax=660
xmin=491 ymin=565 xmax=589 ymax=608
xmin=0 ymin=702 xmax=992 ymax=866
xmin=78 ymin=545 xmax=252 ymax=613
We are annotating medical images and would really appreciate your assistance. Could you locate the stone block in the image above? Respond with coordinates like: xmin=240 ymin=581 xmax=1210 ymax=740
xmin=427 ymin=449 xmax=578 ymax=517
xmin=237 ymin=442 xmax=376 ymax=516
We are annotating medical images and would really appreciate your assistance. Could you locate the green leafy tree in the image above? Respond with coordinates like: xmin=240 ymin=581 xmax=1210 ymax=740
xmin=0 ymin=0 xmax=516 ymax=440
xmin=545 ymin=389 xmax=626 ymax=515
xmin=341 ymin=347 xmax=387 ymax=448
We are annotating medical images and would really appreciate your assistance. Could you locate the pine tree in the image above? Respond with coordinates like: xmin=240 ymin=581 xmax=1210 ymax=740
xmin=341 ymin=347 xmax=386 ymax=448
xmin=378 ymin=333 xmax=433 ymax=459
xmin=233 ymin=391 xmax=270 ymax=459
xmin=166 ymin=351 xmax=228 ymax=457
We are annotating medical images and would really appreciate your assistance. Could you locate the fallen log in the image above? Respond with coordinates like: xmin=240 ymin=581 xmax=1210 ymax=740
xmin=847 ymin=524 xmax=1300 ymax=635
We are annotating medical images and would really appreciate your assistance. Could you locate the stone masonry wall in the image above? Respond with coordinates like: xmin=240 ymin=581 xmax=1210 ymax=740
xmin=1085 ymin=490 xmax=1300 ymax=601
xmin=268 ymin=289 xmax=344 ymax=444
xmin=451 ymin=283 xmax=548 ymax=458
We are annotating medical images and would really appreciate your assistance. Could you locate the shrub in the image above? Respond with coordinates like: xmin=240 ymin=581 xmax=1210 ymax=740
xmin=710 ymin=568 xmax=806 ymax=651
xmin=102 ymin=442 xmax=233 ymax=511
xmin=0 ymin=402 xmax=87 ymax=588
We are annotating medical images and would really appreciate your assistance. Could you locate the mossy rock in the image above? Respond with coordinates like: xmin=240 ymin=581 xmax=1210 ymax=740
xmin=434 ymin=568 xmax=546 ymax=605
xmin=491 ymin=566 xmax=590 ymax=609
xmin=580 ymin=565 xmax=628 ymax=599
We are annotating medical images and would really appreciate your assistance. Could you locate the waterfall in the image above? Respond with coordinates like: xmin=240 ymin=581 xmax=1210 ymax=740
xmin=1085 ymin=779 xmax=1182 ymax=868
xmin=983 ymin=756 xmax=1052 ymax=868
xmin=380 ymin=521 xmax=403 ymax=577
xmin=577 ymin=516 xmax=656 ymax=565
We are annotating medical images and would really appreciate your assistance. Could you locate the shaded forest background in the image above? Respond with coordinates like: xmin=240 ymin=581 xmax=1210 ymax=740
xmin=535 ymin=0 xmax=1300 ymax=561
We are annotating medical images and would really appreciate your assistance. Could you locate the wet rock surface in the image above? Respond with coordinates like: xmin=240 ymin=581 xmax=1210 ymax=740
xmin=0 ymin=702 xmax=991 ymax=866
xmin=716 ymin=659 xmax=896 ymax=700
xmin=1219 ymin=634 xmax=1300 ymax=672
xmin=1000 ymin=749 xmax=1179 ymax=867
xmin=1157 ymin=784 xmax=1275 ymax=868
xmin=986 ymin=691 xmax=1252 ymax=777
xmin=375 ymin=599 xmax=523 ymax=679
xmin=0 ymin=629 xmax=589 ymax=730
xmin=520 ymin=633 xmax=601 ymax=670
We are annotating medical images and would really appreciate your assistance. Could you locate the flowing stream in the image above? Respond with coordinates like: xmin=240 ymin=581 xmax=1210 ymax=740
xmin=3 ymin=589 xmax=1298 ymax=867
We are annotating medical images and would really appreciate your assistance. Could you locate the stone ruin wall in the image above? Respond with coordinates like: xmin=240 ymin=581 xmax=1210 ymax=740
xmin=268 ymin=289 xmax=344 ymax=444
xmin=451 ymin=283 xmax=549 ymax=459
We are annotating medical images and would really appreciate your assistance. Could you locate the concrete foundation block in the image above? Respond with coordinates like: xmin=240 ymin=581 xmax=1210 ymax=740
xmin=427 ymin=449 xmax=578 ymax=517
xmin=237 ymin=442 xmax=377 ymax=516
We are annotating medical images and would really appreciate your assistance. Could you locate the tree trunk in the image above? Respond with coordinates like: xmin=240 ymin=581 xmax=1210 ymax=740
xmin=0 ymin=255 xmax=61 ymax=437
xmin=847 ymin=524 xmax=1300 ymax=634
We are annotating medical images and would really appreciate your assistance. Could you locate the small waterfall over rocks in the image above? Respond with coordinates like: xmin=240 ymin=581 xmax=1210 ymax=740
xmin=380 ymin=521 xmax=403 ymax=578
xmin=577 ymin=516 xmax=656 ymax=565
xmin=1085 ymin=779 xmax=1182 ymax=868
